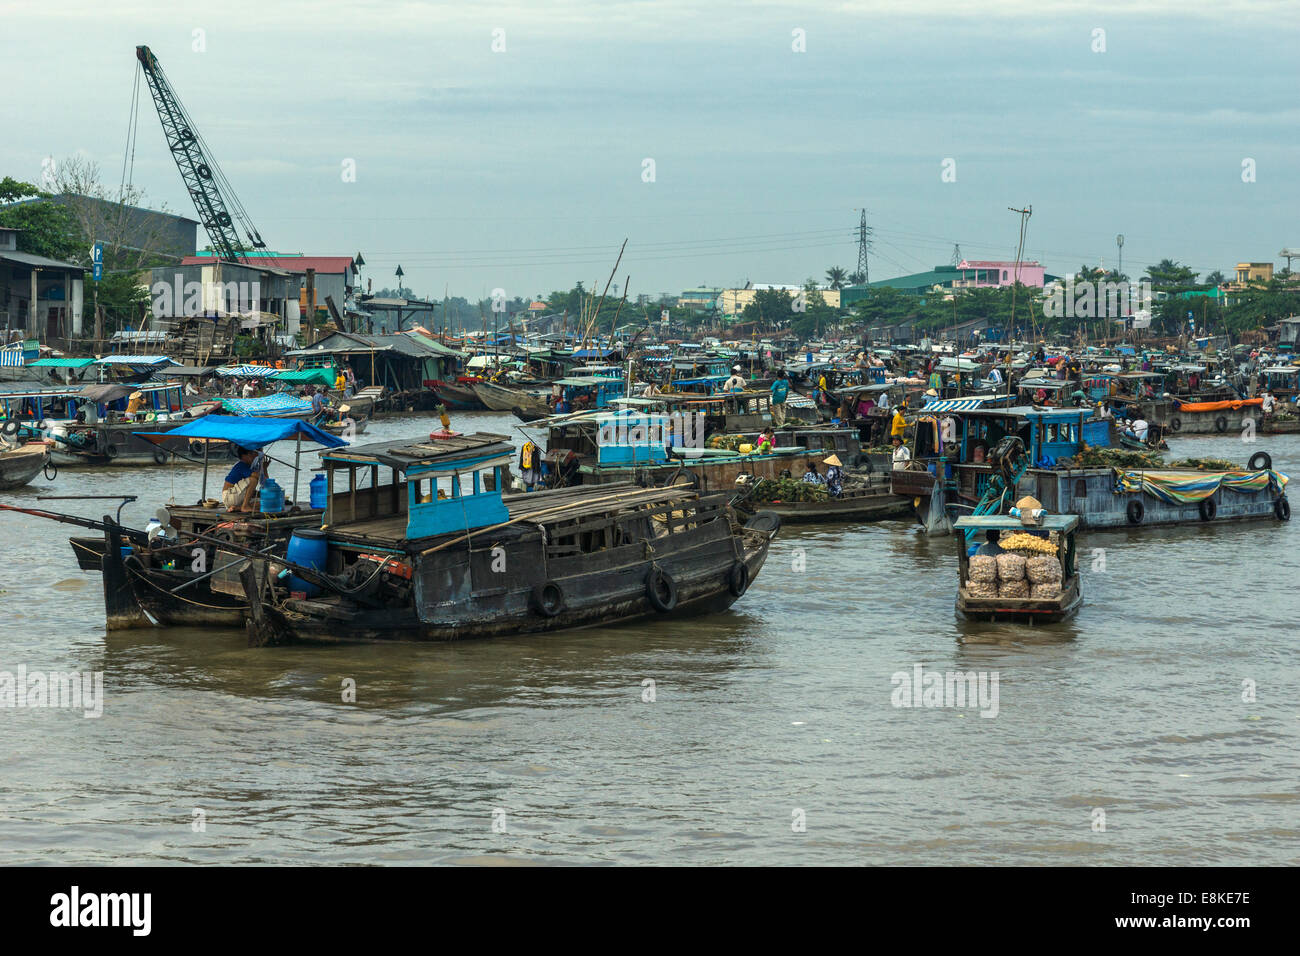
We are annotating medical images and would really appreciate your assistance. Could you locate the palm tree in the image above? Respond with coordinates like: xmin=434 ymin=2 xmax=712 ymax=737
xmin=825 ymin=266 xmax=847 ymax=291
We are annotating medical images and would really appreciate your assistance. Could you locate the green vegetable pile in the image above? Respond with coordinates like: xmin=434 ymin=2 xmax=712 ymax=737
xmin=751 ymin=477 xmax=829 ymax=503
xmin=1169 ymin=457 xmax=1239 ymax=471
xmin=706 ymin=434 xmax=748 ymax=451
xmin=1068 ymin=446 xmax=1164 ymax=469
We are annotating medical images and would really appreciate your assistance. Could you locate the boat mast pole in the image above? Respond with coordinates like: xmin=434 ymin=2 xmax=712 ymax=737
xmin=201 ymin=440 xmax=209 ymax=501
xmin=293 ymin=433 xmax=302 ymax=504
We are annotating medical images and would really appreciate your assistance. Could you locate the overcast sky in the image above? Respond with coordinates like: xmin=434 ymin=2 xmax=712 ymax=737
xmin=3 ymin=0 xmax=1297 ymax=301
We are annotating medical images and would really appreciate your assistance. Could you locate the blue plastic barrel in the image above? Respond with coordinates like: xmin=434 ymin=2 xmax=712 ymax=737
xmin=285 ymin=529 xmax=327 ymax=597
xmin=309 ymin=473 xmax=328 ymax=510
xmin=259 ymin=477 xmax=285 ymax=514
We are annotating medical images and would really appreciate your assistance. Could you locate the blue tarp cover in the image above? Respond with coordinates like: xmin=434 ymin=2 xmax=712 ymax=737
xmin=135 ymin=415 xmax=346 ymax=449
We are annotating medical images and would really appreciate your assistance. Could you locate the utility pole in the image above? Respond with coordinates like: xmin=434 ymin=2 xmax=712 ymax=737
xmin=304 ymin=268 xmax=316 ymax=346
xmin=856 ymin=209 xmax=872 ymax=284
xmin=1007 ymin=205 xmax=1032 ymax=396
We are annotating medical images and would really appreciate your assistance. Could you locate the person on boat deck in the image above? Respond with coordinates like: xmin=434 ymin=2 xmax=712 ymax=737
xmin=890 ymin=405 xmax=907 ymax=439
xmin=975 ymin=530 xmax=1004 ymax=556
xmin=801 ymin=460 xmax=825 ymax=485
xmin=756 ymin=427 xmax=776 ymax=453
xmin=222 ymin=446 xmax=265 ymax=513
xmin=823 ymin=454 xmax=844 ymax=497
xmin=769 ymin=371 xmax=790 ymax=426
xmin=242 ymin=379 xmax=257 ymax=398
xmin=723 ymin=366 xmax=747 ymax=392
xmin=126 ymin=391 xmax=146 ymax=415
xmin=891 ymin=435 xmax=911 ymax=469
xmin=1261 ymin=389 xmax=1276 ymax=417
xmin=1131 ymin=417 xmax=1150 ymax=441
xmin=183 ymin=380 xmax=199 ymax=397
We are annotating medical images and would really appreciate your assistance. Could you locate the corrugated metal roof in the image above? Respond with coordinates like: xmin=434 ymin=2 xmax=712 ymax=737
xmin=0 ymin=250 xmax=85 ymax=271
xmin=182 ymin=254 xmax=355 ymax=274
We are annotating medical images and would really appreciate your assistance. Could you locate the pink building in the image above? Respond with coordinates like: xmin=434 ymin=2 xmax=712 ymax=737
xmin=953 ymin=260 xmax=1045 ymax=289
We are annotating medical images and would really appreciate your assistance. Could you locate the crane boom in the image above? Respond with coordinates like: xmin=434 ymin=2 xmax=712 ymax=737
xmin=134 ymin=45 xmax=266 ymax=262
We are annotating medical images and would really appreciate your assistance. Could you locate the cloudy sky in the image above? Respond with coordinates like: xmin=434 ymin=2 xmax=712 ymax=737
xmin=2 ymin=0 xmax=1297 ymax=301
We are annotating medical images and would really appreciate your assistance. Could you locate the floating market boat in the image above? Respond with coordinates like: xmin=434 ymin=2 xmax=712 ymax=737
xmin=733 ymin=473 xmax=911 ymax=523
xmin=0 ymin=441 xmax=52 ymax=490
xmin=471 ymin=379 xmax=549 ymax=416
xmin=532 ymin=409 xmax=820 ymax=492
xmin=237 ymin=434 xmax=780 ymax=644
xmin=954 ymin=513 xmax=1082 ymax=623
xmin=68 ymin=417 xmax=348 ymax=629
xmin=892 ymin=405 xmax=1289 ymax=533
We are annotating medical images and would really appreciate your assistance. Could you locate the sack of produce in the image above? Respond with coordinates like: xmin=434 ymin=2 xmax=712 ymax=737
xmin=1030 ymin=582 xmax=1061 ymax=599
xmin=995 ymin=552 xmax=1027 ymax=581
xmin=1026 ymin=555 xmax=1063 ymax=584
xmin=998 ymin=579 xmax=1029 ymax=599
xmin=968 ymin=554 xmax=997 ymax=583
xmin=965 ymin=579 xmax=997 ymax=597
xmin=998 ymin=532 xmax=1056 ymax=554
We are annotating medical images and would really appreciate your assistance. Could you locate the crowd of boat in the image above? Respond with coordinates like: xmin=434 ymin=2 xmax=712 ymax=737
xmin=0 ymin=330 xmax=1293 ymax=637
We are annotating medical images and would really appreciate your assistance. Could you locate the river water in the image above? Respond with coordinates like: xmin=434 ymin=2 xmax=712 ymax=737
xmin=1 ymin=411 xmax=1296 ymax=865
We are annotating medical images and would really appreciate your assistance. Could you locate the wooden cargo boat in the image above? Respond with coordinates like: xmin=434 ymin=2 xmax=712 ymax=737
xmin=238 ymin=434 xmax=780 ymax=645
xmin=70 ymin=417 xmax=349 ymax=628
xmin=472 ymin=380 xmax=549 ymax=416
xmin=896 ymin=405 xmax=1290 ymax=533
xmin=0 ymin=442 xmax=51 ymax=490
xmin=429 ymin=378 xmax=487 ymax=410
xmin=954 ymin=513 xmax=1081 ymax=624
xmin=734 ymin=475 xmax=911 ymax=523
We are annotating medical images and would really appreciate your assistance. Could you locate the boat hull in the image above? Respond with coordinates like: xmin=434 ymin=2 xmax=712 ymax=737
xmin=0 ymin=444 xmax=50 ymax=490
xmin=956 ymin=588 xmax=1082 ymax=624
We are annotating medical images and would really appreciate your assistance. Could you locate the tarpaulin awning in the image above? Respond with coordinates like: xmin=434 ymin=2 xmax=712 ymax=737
xmin=222 ymin=394 xmax=314 ymax=417
xmin=77 ymin=384 xmax=139 ymax=402
xmin=921 ymin=397 xmax=987 ymax=412
xmin=135 ymin=415 xmax=346 ymax=450
xmin=216 ymin=364 xmax=280 ymax=378
xmin=1115 ymin=468 xmax=1288 ymax=504
xmin=94 ymin=355 xmax=176 ymax=366
xmin=28 ymin=358 xmax=96 ymax=368
xmin=272 ymin=367 xmax=336 ymax=386
xmin=1174 ymin=398 xmax=1262 ymax=413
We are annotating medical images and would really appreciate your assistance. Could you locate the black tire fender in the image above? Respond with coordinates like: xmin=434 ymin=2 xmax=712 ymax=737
xmin=531 ymin=581 xmax=565 ymax=617
xmin=645 ymin=567 xmax=678 ymax=612
xmin=1276 ymin=497 xmax=1290 ymax=521
xmin=43 ymin=460 xmax=58 ymax=481
xmin=728 ymin=560 xmax=750 ymax=597
xmin=743 ymin=510 xmax=782 ymax=537
xmin=0 ymin=420 xmax=18 ymax=438
xmin=1169 ymin=416 xmax=1181 ymax=432
xmin=153 ymin=446 xmax=169 ymax=465
xmin=1126 ymin=499 xmax=1144 ymax=525
xmin=103 ymin=443 xmax=119 ymax=460
xmin=1248 ymin=451 xmax=1271 ymax=472
xmin=1199 ymin=496 xmax=1217 ymax=521
xmin=1214 ymin=415 xmax=1228 ymax=433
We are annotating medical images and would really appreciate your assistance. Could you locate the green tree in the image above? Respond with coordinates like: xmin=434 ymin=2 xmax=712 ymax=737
xmin=825 ymin=266 xmax=847 ymax=291
xmin=0 ymin=176 xmax=79 ymax=261
xmin=1145 ymin=258 xmax=1197 ymax=288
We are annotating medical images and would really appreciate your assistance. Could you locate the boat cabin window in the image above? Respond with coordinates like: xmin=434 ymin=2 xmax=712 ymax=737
xmin=1073 ymin=479 xmax=1087 ymax=499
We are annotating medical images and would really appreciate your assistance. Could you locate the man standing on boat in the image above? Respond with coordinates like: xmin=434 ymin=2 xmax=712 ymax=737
xmin=891 ymin=435 xmax=911 ymax=469
xmin=769 ymin=371 xmax=790 ymax=426
xmin=222 ymin=446 xmax=265 ymax=513
xmin=724 ymin=366 xmax=746 ymax=392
